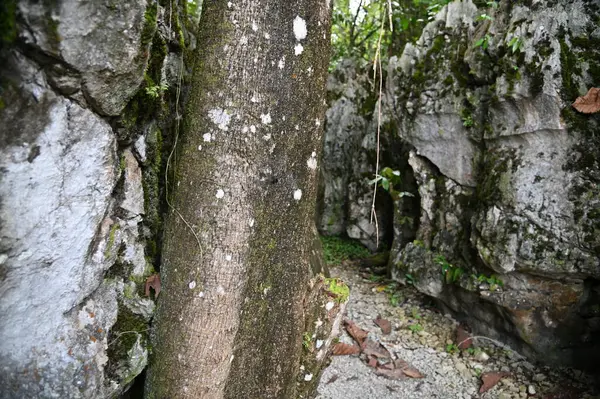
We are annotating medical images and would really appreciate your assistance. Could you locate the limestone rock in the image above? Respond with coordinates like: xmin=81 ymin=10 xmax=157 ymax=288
xmin=387 ymin=0 xmax=600 ymax=370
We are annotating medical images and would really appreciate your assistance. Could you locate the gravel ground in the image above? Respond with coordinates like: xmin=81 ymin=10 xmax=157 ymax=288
xmin=316 ymin=263 xmax=598 ymax=399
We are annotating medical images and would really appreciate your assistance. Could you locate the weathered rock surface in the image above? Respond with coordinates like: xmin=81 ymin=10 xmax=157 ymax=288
xmin=0 ymin=1 xmax=189 ymax=397
xmin=318 ymin=60 xmax=413 ymax=251
xmin=387 ymin=0 xmax=600 ymax=370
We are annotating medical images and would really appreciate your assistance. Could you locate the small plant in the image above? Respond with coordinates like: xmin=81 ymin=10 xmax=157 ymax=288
xmin=462 ymin=115 xmax=474 ymax=128
xmin=325 ymin=278 xmax=350 ymax=303
xmin=466 ymin=347 xmax=482 ymax=356
xmin=408 ymin=323 xmax=424 ymax=334
xmin=411 ymin=307 xmax=421 ymax=320
xmin=412 ymin=240 xmax=425 ymax=248
xmin=434 ymin=255 xmax=464 ymax=284
xmin=389 ymin=291 xmax=404 ymax=307
xmin=368 ymin=274 xmax=386 ymax=283
xmin=145 ymin=82 xmax=169 ymax=99
xmin=508 ymin=36 xmax=524 ymax=54
xmin=445 ymin=343 xmax=459 ymax=354
xmin=405 ymin=273 xmax=415 ymax=285
xmin=369 ymin=167 xmax=414 ymax=200
xmin=473 ymin=273 xmax=504 ymax=290
xmin=320 ymin=235 xmax=371 ymax=265
xmin=475 ymin=34 xmax=491 ymax=50
xmin=302 ymin=332 xmax=312 ymax=350
xmin=476 ymin=13 xmax=493 ymax=22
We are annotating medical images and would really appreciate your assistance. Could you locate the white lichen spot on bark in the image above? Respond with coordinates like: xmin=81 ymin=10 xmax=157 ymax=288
xmin=198 ymin=145 xmax=202 ymax=151
xmin=242 ymin=126 xmax=249 ymax=133
xmin=262 ymin=133 xmax=271 ymax=141
xmin=294 ymin=44 xmax=303 ymax=55
xmin=307 ymin=66 xmax=313 ymax=75
xmin=227 ymin=1 xmax=233 ymax=8
xmin=293 ymin=189 xmax=302 ymax=201
xmin=314 ymin=318 xmax=323 ymax=328
xmin=208 ymin=108 xmax=231 ymax=131
xmin=307 ymin=152 xmax=317 ymax=170
xmin=189 ymin=281 xmax=197 ymax=289
xmin=250 ymin=125 xmax=257 ymax=133
xmin=278 ymin=56 xmax=286 ymax=69
xmin=249 ymin=218 xmax=255 ymax=227
xmin=251 ymin=94 xmax=259 ymax=103
xmin=304 ymin=373 xmax=313 ymax=382
xmin=252 ymin=21 xmax=258 ymax=31
xmin=315 ymin=118 xmax=320 ymax=126
xmin=216 ymin=189 xmax=225 ymax=199
xmin=325 ymin=301 xmax=334 ymax=311
xmin=264 ymin=32 xmax=270 ymax=39
xmin=260 ymin=113 xmax=272 ymax=124
xmin=293 ymin=16 xmax=307 ymax=41
xmin=203 ymin=133 xmax=212 ymax=142
xmin=216 ymin=286 xmax=226 ymax=295
xmin=225 ymin=254 xmax=232 ymax=261
xmin=240 ymin=35 xmax=248 ymax=45
xmin=316 ymin=340 xmax=324 ymax=349
xmin=199 ymin=291 xmax=205 ymax=298
xmin=295 ymin=124 xmax=299 ymax=130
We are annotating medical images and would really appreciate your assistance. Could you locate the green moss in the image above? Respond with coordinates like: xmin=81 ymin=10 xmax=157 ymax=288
xmin=104 ymin=223 xmax=120 ymax=258
xmin=106 ymin=303 xmax=149 ymax=380
xmin=142 ymin=2 xmax=158 ymax=47
xmin=320 ymin=235 xmax=371 ymax=265
xmin=324 ymin=278 xmax=350 ymax=303
xmin=0 ymin=0 xmax=16 ymax=47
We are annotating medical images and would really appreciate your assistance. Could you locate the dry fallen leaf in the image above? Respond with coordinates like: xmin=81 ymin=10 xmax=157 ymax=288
xmin=326 ymin=375 xmax=339 ymax=384
xmin=456 ymin=324 xmax=472 ymax=349
xmin=479 ymin=371 xmax=511 ymax=394
xmin=394 ymin=358 xmax=425 ymax=379
xmin=344 ymin=319 xmax=368 ymax=345
xmin=145 ymin=274 xmax=161 ymax=298
xmin=375 ymin=367 xmax=407 ymax=380
xmin=374 ymin=316 xmax=392 ymax=335
xmin=361 ymin=338 xmax=392 ymax=359
xmin=332 ymin=342 xmax=361 ymax=355
xmin=367 ymin=356 xmax=379 ymax=368
xmin=572 ymin=87 xmax=600 ymax=114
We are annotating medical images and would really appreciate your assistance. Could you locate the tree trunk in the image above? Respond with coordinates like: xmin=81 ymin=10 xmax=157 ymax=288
xmin=145 ymin=0 xmax=336 ymax=397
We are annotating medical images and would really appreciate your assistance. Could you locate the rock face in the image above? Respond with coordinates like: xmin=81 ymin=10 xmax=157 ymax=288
xmin=0 ymin=1 xmax=191 ymax=397
xmin=317 ymin=60 xmax=416 ymax=251
xmin=387 ymin=0 xmax=600 ymax=370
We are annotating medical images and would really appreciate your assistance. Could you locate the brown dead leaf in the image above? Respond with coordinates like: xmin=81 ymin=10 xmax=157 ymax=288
xmin=361 ymin=338 xmax=392 ymax=359
xmin=374 ymin=316 xmax=392 ymax=335
xmin=572 ymin=87 xmax=600 ymax=114
xmin=479 ymin=371 xmax=511 ymax=394
xmin=145 ymin=274 xmax=161 ymax=298
xmin=456 ymin=324 xmax=472 ymax=349
xmin=375 ymin=367 xmax=407 ymax=380
xmin=332 ymin=343 xmax=361 ymax=355
xmin=343 ymin=319 xmax=368 ymax=345
xmin=367 ymin=356 xmax=379 ymax=368
xmin=394 ymin=358 xmax=425 ymax=379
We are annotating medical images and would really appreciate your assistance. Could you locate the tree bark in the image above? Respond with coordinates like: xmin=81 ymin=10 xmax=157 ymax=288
xmin=145 ymin=0 xmax=334 ymax=397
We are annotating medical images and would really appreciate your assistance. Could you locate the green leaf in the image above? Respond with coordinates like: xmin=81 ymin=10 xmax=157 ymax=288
xmin=381 ymin=178 xmax=390 ymax=191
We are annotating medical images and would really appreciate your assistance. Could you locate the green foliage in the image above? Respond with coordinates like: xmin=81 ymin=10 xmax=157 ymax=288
xmin=508 ymin=36 xmax=524 ymax=54
xmin=145 ymin=82 xmax=169 ymax=99
xmin=330 ymin=0 xmax=454 ymax=67
xmin=408 ymin=323 xmax=423 ymax=333
xmin=474 ymin=34 xmax=491 ymax=50
xmin=302 ymin=332 xmax=312 ymax=350
xmin=434 ymin=254 xmax=464 ymax=284
xmin=320 ymin=235 xmax=371 ymax=265
xmin=472 ymin=273 xmax=503 ymax=290
xmin=405 ymin=273 xmax=415 ymax=285
xmin=410 ymin=306 xmax=421 ymax=320
xmin=445 ymin=343 xmax=459 ymax=354
xmin=369 ymin=166 xmax=414 ymax=200
xmin=462 ymin=114 xmax=474 ymax=128
xmin=325 ymin=278 xmax=350 ymax=303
